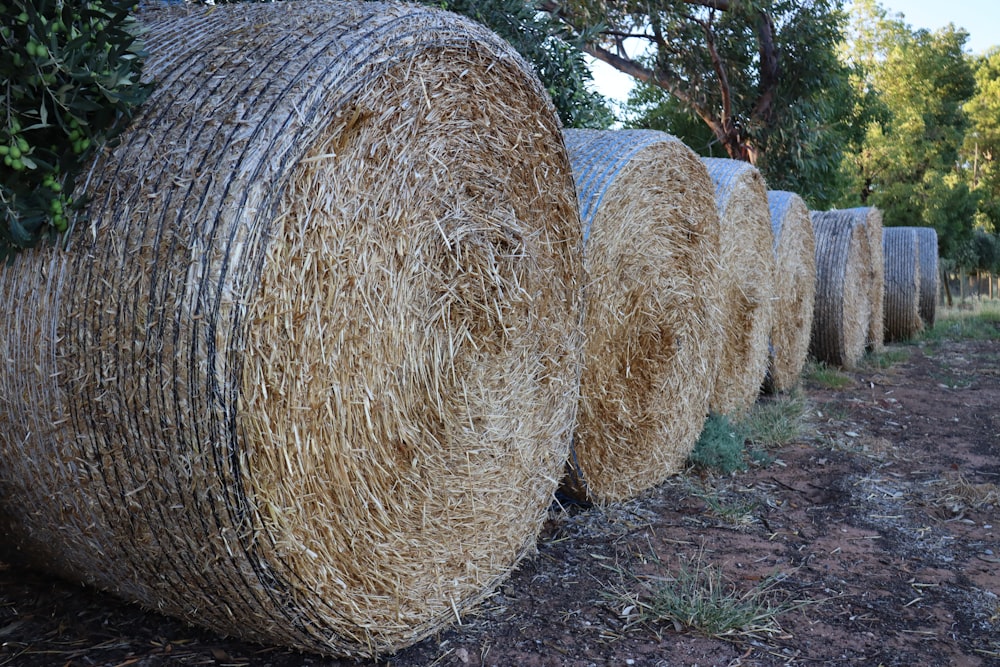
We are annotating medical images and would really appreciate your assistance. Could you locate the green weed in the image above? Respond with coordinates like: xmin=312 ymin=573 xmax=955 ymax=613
xmin=688 ymin=414 xmax=750 ymax=474
xmin=607 ymin=549 xmax=808 ymax=639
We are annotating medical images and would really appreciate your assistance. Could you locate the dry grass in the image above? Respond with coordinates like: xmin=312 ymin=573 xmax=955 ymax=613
xmin=702 ymin=158 xmax=777 ymax=417
xmin=560 ymin=129 xmax=723 ymax=503
xmin=0 ymin=1 xmax=584 ymax=657
xmin=764 ymin=191 xmax=816 ymax=393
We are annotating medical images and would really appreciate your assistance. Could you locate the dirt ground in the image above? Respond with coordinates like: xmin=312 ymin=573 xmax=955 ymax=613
xmin=1 ymin=322 xmax=998 ymax=667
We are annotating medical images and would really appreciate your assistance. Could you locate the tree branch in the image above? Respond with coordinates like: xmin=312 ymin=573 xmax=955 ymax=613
xmin=584 ymin=41 xmax=726 ymax=141
xmin=750 ymin=9 xmax=780 ymax=123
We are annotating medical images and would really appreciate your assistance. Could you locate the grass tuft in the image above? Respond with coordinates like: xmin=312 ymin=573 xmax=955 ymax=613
xmin=745 ymin=389 xmax=810 ymax=450
xmin=606 ymin=549 xmax=809 ymax=639
xmin=802 ymin=360 xmax=854 ymax=389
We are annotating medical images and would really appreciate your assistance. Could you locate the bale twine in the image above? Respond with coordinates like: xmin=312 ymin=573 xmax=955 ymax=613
xmin=763 ymin=191 xmax=816 ymax=393
xmin=809 ymin=211 xmax=871 ymax=367
xmin=897 ymin=226 xmax=939 ymax=327
xmin=881 ymin=227 xmax=924 ymax=342
xmin=0 ymin=1 xmax=584 ymax=657
xmin=701 ymin=158 xmax=777 ymax=416
xmin=560 ymin=129 xmax=722 ymax=503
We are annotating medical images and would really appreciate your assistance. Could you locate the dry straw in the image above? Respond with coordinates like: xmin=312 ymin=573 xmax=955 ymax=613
xmin=828 ymin=208 xmax=884 ymax=350
xmin=701 ymin=158 xmax=776 ymax=416
xmin=809 ymin=211 xmax=871 ymax=367
xmin=763 ymin=191 xmax=816 ymax=393
xmin=898 ymin=226 xmax=939 ymax=327
xmin=561 ymin=129 xmax=722 ymax=504
xmin=0 ymin=1 xmax=584 ymax=657
xmin=881 ymin=227 xmax=924 ymax=342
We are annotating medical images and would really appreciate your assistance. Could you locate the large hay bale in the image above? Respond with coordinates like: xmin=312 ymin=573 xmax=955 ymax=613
xmin=882 ymin=227 xmax=924 ymax=342
xmin=763 ymin=191 xmax=816 ymax=393
xmin=0 ymin=1 xmax=584 ymax=657
xmin=809 ymin=211 xmax=871 ymax=367
xmin=561 ymin=129 xmax=722 ymax=503
xmin=814 ymin=208 xmax=885 ymax=351
xmin=701 ymin=158 xmax=777 ymax=416
xmin=897 ymin=226 xmax=940 ymax=327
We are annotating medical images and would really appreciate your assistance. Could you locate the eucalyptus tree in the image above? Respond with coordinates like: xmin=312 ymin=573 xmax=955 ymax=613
xmin=538 ymin=0 xmax=860 ymax=207
xmin=963 ymin=48 xmax=1000 ymax=232
xmin=839 ymin=0 xmax=977 ymax=257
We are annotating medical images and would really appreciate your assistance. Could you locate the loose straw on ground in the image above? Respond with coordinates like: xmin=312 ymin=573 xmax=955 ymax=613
xmin=701 ymin=158 xmax=776 ymax=416
xmin=809 ymin=211 xmax=872 ymax=368
xmin=882 ymin=227 xmax=924 ymax=342
xmin=561 ymin=129 xmax=722 ymax=504
xmin=0 ymin=1 xmax=584 ymax=657
xmin=763 ymin=191 xmax=816 ymax=393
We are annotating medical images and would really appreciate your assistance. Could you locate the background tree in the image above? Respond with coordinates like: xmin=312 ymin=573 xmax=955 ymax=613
xmin=541 ymin=0 xmax=860 ymax=207
xmin=838 ymin=0 xmax=977 ymax=258
xmin=963 ymin=48 xmax=1000 ymax=233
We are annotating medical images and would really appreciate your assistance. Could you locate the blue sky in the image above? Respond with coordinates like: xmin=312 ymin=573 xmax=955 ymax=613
xmin=590 ymin=1 xmax=1000 ymax=104
xmin=879 ymin=0 xmax=998 ymax=55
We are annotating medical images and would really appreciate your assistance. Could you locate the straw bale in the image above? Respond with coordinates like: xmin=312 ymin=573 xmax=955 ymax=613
xmin=881 ymin=227 xmax=924 ymax=342
xmin=809 ymin=211 xmax=871 ymax=367
xmin=895 ymin=226 xmax=939 ymax=327
xmin=701 ymin=158 xmax=777 ymax=416
xmin=560 ymin=129 xmax=723 ymax=503
xmin=812 ymin=208 xmax=884 ymax=351
xmin=763 ymin=191 xmax=816 ymax=393
xmin=0 ymin=1 xmax=584 ymax=657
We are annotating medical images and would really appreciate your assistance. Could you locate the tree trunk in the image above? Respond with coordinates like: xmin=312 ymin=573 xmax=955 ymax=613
xmin=943 ymin=267 xmax=953 ymax=307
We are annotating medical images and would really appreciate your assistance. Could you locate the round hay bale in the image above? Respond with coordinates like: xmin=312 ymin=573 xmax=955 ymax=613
xmin=701 ymin=158 xmax=777 ymax=416
xmin=881 ymin=227 xmax=924 ymax=342
xmin=809 ymin=211 xmax=871 ymax=368
xmin=763 ymin=191 xmax=816 ymax=393
xmin=560 ymin=129 xmax=722 ymax=503
xmin=812 ymin=208 xmax=884 ymax=351
xmin=897 ymin=226 xmax=940 ymax=327
xmin=0 ymin=1 xmax=584 ymax=657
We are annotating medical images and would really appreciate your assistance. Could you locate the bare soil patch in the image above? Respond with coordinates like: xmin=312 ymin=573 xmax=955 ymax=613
xmin=2 ymin=333 xmax=998 ymax=666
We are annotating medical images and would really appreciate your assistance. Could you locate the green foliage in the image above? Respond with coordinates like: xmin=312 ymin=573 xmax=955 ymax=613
xmin=964 ymin=48 xmax=1000 ymax=233
xmin=1 ymin=0 xmax=152 ymax=260
xmin=431 ymin=0 xmax=614 ymax=128
xmin=838 ymin=2 xmax=978 ymax=260
xmin=689 ymin=413 xmax=750 ymax=475
xmin=606 ymin=0 xmax=858 ymax=208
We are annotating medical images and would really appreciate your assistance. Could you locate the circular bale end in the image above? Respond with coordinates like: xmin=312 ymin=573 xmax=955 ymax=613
xmin=701 ymin=158 xmax=777 ymax=416
xmin=882 ymin=227 xmax=924 ymax=342
xmin=0 ymin=1 xmax=583 ymax=657
xmin=763 ymin=191 xmax=816 ymax=393
xmin=809 ymin=211 xmax=871 ymax=368
xmin=561 ymin=129 xmax=722 ymax=504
